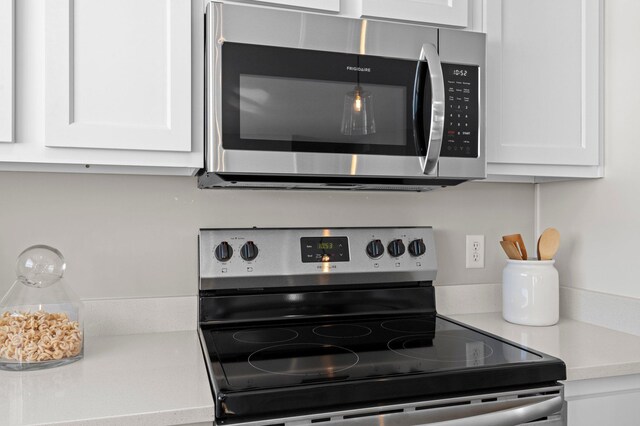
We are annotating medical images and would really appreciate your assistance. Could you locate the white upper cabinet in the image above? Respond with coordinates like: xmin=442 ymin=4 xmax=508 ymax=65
xmin=358 ymin=0 xmax=470 ymax=28
xmin=0 ymin=0 xmax=14 ymax=143
xmin=0 ymin=0 xmax=203 ymax=175
xmin=485 ymin=0 xmax=603 ymax=181
xmin=230 ymin=0 xmax=340 ymax=13
xmin=45 ymin=0 xmax=191 ymax=152
xmin=225 ymin=0 xmax=476 ymax=29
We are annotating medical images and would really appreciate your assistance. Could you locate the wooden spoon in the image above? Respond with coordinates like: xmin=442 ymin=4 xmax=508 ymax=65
xmin=500 ymin=240 xmax=523 ymax=260
xmin=537 ymin=228 xmax=560 ymax=260
xmin=502 ymin=234 xmax=528 ymax=260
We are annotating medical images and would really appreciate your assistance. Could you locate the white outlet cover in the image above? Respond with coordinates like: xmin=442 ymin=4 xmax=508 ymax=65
xmin=465 ymin=235 xmax=485 ymax=269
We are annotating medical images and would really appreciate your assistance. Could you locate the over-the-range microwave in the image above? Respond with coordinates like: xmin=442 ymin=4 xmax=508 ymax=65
xmin=198 ymin=2 xmax=486 ymax=191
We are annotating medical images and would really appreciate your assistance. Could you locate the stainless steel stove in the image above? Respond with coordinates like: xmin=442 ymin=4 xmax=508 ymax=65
xmin=198 ymin=227 xmax=566 ymax=425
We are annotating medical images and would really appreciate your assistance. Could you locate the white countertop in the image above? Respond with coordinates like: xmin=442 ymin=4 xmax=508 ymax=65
xmin=0 ymin=331 xmax=215 ymax=426
xmin=449 ymin=312 xmax=640 ymax=382
xmin=4 ymin=314 xmax=640 ymax=425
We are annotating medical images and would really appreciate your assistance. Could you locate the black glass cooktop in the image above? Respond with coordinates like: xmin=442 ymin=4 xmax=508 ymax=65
xmin=200 ymin=314 xmax=565 ymax=421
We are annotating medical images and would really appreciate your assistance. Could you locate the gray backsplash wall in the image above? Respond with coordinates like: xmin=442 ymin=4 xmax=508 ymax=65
xmin=0 ymin=172 xmax=533 ymax=299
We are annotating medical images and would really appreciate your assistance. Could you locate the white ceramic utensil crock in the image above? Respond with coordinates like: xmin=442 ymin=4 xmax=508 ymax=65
xmin=502 ymin=260 xmax=559 ymax=326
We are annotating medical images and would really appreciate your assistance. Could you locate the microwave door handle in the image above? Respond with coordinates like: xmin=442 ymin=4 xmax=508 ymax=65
xmin=418 ymin=43 xmax=445 ymax=175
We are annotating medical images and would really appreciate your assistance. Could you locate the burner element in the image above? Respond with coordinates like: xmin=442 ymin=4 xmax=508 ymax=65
xmin=381 ymin=318 xmax=437 ymax=333
xmin=233 ymin=328 xmax=298 ymax=344
xmin=388 ymin=333 xmax=494 ymax=362
xmin=248 ymin=343 xmax=359 ymax=376
xmin=313 ymin=324 xmax=372 ymax=338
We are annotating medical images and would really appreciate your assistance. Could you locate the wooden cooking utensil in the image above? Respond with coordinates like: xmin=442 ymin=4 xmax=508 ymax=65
xmin=502 ymin=234 xmax=528 ymax=260
xmin=537 ymin=228 xmax=560 ymax=260
xmin=500 ymin=240 xmax=523 ymax=260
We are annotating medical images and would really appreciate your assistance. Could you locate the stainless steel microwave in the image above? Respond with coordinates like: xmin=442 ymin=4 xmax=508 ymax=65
xmin=199 ymin=2 xmax=486 ymax=191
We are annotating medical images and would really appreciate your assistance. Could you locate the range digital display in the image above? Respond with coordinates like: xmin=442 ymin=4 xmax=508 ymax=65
xmin=301 ymin=237 xmax=350 ymax=263
xmin=317 ymin=242 xmax=334 ymax=250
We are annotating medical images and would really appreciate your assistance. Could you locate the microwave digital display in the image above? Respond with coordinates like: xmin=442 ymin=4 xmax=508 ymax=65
xmin=450 ymin=69 xmax=469 ymax=77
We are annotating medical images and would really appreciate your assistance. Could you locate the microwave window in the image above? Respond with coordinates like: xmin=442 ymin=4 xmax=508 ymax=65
xmin=238 ymin=75 xmax=406 ymax=146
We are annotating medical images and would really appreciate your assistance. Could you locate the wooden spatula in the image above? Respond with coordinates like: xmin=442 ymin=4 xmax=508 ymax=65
xmin=502 ymin=234 xmax=528 ymax=260
xmin=537 ymin=228 xmax=560 ymax=260
xmin=500 ymin=240 xmax=523 ymax=260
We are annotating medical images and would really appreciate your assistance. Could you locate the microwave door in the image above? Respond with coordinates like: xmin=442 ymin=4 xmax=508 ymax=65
xmin=212 ymin=43 xmax=429 ymax=178
xmin=414 ymin=43 xmax=445 ymax=176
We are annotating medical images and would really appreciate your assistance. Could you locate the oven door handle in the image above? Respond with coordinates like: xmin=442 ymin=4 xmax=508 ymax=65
xmin=414 ymin=43 xmax=445 ymax=176
xmin=329 ymin=394 xmax=562 ymax=426
xmin=424 ymin=394 xmax=563 ymax=426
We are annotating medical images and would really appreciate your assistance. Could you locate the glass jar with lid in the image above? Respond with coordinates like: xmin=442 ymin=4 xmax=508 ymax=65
xmin=0 ymin=245 xmax=83 ymax=371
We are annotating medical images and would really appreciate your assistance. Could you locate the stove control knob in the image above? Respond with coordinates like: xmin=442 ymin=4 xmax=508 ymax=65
xmin=366 ymin=239 xmax=385 ymax=259
xmin=387 ymin=239 xmax=406 ymax=258
xmin=408 ymin=239 xmax=427 ymax=257
xmin=214 ymin=241 xmax=233 ymax=262
xmin=240 ymin=241 xmax=259 ymax=261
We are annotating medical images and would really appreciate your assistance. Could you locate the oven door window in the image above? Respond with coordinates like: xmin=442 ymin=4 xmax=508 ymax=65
xmin=221 ymin=43 xmax=429 ymax=157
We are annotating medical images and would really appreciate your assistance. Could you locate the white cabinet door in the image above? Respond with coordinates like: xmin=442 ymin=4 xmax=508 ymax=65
xmin=359 ymin=0 xmax=469 ymax=27
xmin=44 ymin=0 xmax=191 ymax=152
xmin=485 ymin=0 xmax=603 ymax=180
xmin=565 ymin=374 xmax=640 ymax=426
xmin=230 ymin=0 xmax=340 ymax=13
xmin=0 ymin=0 xmax=14 ymax=143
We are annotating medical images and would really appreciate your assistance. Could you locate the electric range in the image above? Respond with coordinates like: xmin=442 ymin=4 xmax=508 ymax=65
xmin=198 ymin=227 xmax=566 ymax=425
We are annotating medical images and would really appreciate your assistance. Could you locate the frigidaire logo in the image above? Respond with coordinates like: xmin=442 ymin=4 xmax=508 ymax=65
xmin=346 ymin=66 xmax=371 ymax=72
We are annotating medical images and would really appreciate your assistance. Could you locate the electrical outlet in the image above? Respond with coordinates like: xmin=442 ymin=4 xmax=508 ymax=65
xmin=466 ymin=235 xmax=484 ymax=268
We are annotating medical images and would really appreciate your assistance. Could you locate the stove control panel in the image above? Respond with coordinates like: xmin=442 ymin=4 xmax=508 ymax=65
xmin=199 ymin=227 xmax=437 ymax=290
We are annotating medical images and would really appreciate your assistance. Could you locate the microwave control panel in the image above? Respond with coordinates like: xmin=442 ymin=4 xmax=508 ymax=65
xmin=440 ymin=63 xmax=479 ymax=158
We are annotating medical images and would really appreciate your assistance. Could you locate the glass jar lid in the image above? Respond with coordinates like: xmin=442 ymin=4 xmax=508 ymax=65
xmin=16 ymin=245 xmax=66 ymax=288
